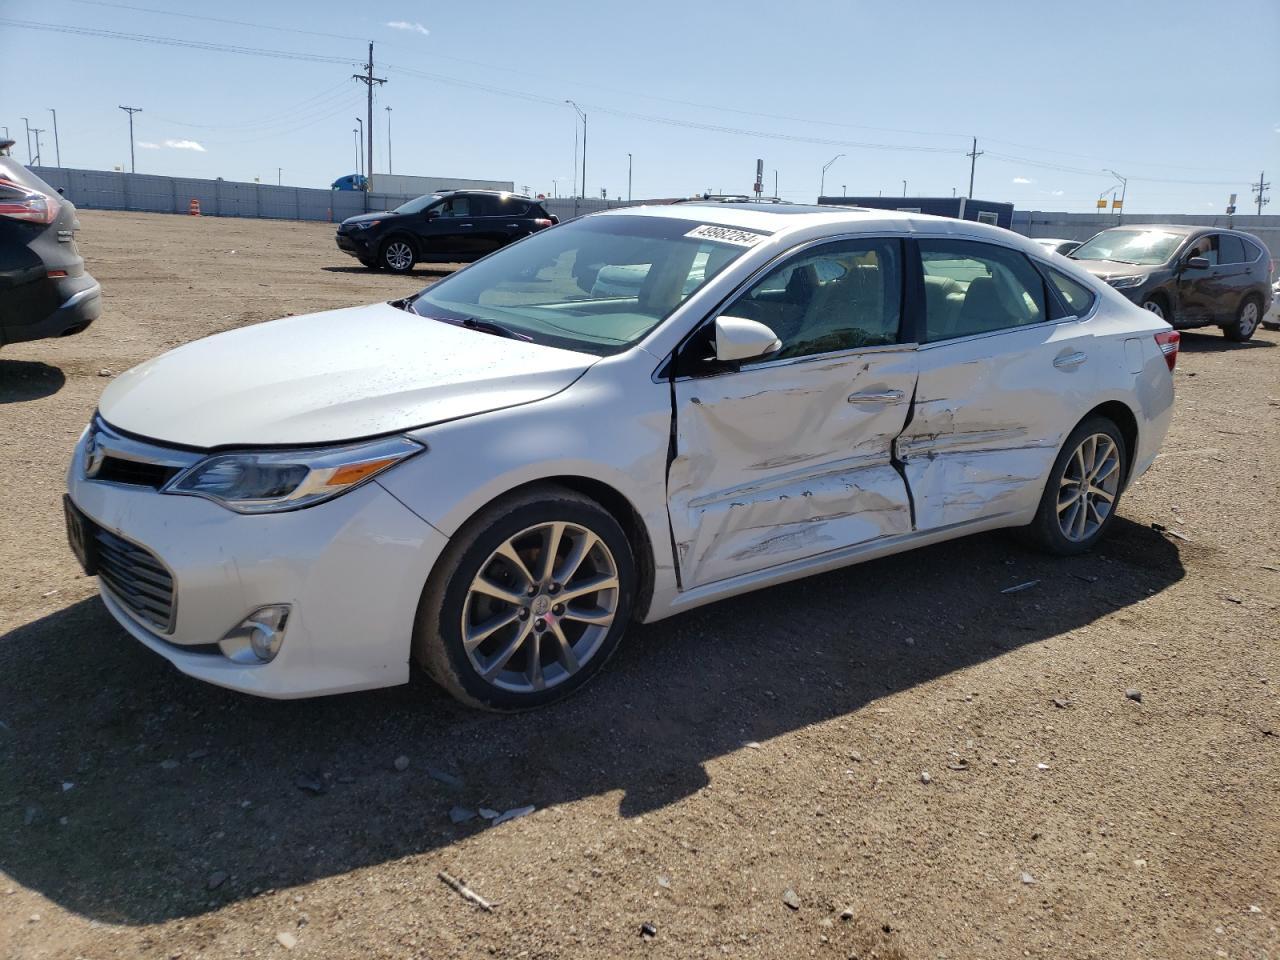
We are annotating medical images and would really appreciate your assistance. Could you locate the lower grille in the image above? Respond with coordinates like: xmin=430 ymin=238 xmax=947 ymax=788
xmin=95 ymin=528 xmax=175 ymax=633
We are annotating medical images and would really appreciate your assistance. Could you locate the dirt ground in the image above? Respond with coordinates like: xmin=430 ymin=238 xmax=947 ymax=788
xmin=1 ymin=210 xmax=1277 ymax=960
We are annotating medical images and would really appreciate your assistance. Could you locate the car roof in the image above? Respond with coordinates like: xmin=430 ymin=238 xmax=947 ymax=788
xmin=439 ymin=189 xmax=533 ymax=199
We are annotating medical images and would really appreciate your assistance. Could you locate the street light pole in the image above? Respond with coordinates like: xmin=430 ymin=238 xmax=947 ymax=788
xmin=1105 ymin=169 xmax=1127 ymax=223
xmin=355 ymin=117 xmax=364 ymax=179
xmin=902 ymin=179 xmax=907 ymax=197
xmin=21 ymin=117 xmax=31 ymax=164
xmin=277 ymin=167 xmax=282 ymax=186
xmin=627 ymin=152 xmax=632 ymax=203
xmin=118 ymin=106 xmax=142 ymax=173
xmin=30 ymin=128 xmax=45 ymax=166
xmin=48 ymin=108 xmax=61 ymax=167
xmin=353 ymin=128 xmax=360 ymax=177
xmin=565 ymin=100 xmax=587 ymax=201
xmin=385 ymin=105 xmax=392 ymax=175
xmin=820 ymin=154 xmax=844 ymax=199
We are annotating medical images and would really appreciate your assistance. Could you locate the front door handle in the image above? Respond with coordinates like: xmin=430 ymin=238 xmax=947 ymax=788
xmin=848 ymin=389 xmax=904 ymax=403
xmin=1053 ymin=351 xmax=1088 ymax=370
xmin=505 ymin=223 xmax=519 ymax=227
xmin=458 ymin=223 xmax=474 ymax=228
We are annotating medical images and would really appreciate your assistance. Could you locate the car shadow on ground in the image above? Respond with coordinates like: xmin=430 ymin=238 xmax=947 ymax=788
xmin=0 ymin=518 xmax=1186 ymax=924
xmin=0 ymin=360 xmax=66 ymax=403
xmin=1177 ymin=330 xmax=1276 ymax=352
xmin=319 ymin=264 xmax=461 ymax=277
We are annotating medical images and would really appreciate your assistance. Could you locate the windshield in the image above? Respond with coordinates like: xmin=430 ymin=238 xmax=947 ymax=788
xmin=393 ymin=194 xmax=442 ymax=215
xmin=410 ymin=215 xmax=757 ymax=355
xmin=1070 ymin=229 xmax=1182 ymax=265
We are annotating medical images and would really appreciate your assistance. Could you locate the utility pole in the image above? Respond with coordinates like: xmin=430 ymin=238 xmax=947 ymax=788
xmin=30 ymin=128 xmax=45 ymax=166
xmin=774 ymin=170 xmax=778 ymax=199
xmin=966 ymin=136 xmax=983 ymax=198
xmin=352 ymin=41 xmax=386 ymax=207
xmin=277 ymin=167 xmax=282 ymax=186
xmin=1252 ymin=170 xmax=1271 ymax=215
xmin=565 ymin=101 xmax=587 ymax=201
xmin=627 ymin=152 xmax=632 ymax=202
xmin=21 ymin=117 xmax=31 ymax=163
xmin=902 ymin=179 xmax=907 ymax=197
xmin=385 ymin=105 xmax=392 ymax=175
xmin=119 ymin=106 xmax=142 ymax=173
xmin=48 ymin=108 xmax=61 ymax=167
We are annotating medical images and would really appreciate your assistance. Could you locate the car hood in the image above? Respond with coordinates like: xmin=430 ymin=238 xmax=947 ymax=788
xmin=98 ymin=302 xmax=597 ymax=448
xmin=340 ymin=211 xmax=394 ymax=227
xmin=1073 ymin=259 xmax=1158 ymax=280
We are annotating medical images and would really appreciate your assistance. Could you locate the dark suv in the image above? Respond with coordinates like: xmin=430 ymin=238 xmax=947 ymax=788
xmin=336 ymin=190 xmax=558 ymax=273
xmin=0 ymin=141 xmax=101 ymax=347
xmin=1070 ymin=224 xmax=1273 ymax=341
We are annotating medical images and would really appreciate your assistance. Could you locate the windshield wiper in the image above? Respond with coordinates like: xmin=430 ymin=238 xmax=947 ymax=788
xmin=414 ymin=311 xmax=533 ymax=342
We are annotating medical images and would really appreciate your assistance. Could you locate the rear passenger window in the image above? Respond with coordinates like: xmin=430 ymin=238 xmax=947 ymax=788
xmin=1046 ymin=268 xmax=1097 ymax=316
xmin=729 ymin=238 xmax=902 ymax=361
xmin=919 ymin=239 xmax=1046 ymax=341
xmin=1217 ymin=235 xmax=1246 ymax=265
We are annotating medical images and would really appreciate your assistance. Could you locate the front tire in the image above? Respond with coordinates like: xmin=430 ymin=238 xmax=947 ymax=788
xmin=1224 ymin=295 xmax=1261 ymax=342
xmin=1140 ymin=295 xmax=1169 ymax=322
xmin=1027 ymin=416 xmax=1128 ymax=555
xmin=414 ymin=485 xmax=636 ymax=710
xmin=380 ymin=237 xmax=416 ymax=274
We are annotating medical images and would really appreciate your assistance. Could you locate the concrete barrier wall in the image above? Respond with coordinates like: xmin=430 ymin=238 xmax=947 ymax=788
xmin=30 ymin=167 xmax=645 ymax=224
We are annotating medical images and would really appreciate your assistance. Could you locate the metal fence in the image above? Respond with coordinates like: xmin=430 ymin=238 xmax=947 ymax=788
xmin=1012 ymin=210 xmax=1280 ymax=276
xmin=29 ymin=166 xmax=645 ymax=224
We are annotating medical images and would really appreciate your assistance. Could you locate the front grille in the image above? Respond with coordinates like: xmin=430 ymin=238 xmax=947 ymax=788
xmin=95 ymin=528 xmax=175 ymax=633
xmin=95 ymin=456 xmax=181 ymax=489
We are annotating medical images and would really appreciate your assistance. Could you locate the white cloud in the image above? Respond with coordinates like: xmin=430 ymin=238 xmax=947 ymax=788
xmin=386 ymin=20 xmax=429 ymax=35
xmin=136 ymin=141 xmax=161 ymax=149
xmin=1051 ymin=189 xmax=1064 ymax=196
xmin=1012 ymin=176 xmax=1034 ymax=184
xmin=164 ymin=139 xmax=206 ymax=152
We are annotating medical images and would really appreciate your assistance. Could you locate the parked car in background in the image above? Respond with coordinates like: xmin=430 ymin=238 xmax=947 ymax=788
xmin=335 ymin=190 xmax=558 ymax=273
xmin=68 ymin=203 xmax=1176 ymax=710
xmin=1264 ymin=277 xmax=1280 ymax=330
xmin=1069 ymin=224 xmax=1272 ymax=341
xmin=0 ymin=140 xmax=101 ymax=348
xmin=1035 ymin=237 xmax=1081 ymax=256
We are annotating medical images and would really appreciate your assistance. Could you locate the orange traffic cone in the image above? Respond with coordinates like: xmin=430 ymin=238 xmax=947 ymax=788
xmin=189 ymin=198 xmax=201 ymax=216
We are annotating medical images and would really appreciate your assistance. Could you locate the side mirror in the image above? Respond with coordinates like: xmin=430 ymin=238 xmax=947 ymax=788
xmin=1184 ymin=256 xmax=1210 ymax=270
xmin=714 ymin=316 xmax=782 ymax=363
xmin=424 ymin=209 xmax=439 ymax=219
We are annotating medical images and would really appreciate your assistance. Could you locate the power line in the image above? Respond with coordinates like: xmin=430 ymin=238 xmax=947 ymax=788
xmin=60 ymin=0 xmax=374 ymax=44
xmin=146 ymin=79 xmax=354 ymax=130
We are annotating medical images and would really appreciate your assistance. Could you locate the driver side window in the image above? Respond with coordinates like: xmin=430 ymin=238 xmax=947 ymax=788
xmin=727 ymin=238 xmax=902 ymax=362
xmin=438 ymin=197 xmax=471 ymax=218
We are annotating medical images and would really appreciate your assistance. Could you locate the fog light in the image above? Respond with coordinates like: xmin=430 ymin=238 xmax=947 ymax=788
xmin=218 ymin=604 xmax=291 ymax=664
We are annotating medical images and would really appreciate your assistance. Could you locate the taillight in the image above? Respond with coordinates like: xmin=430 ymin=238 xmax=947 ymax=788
xmin=532 ymin=218 xmax=554 ymax=228
xmin=0 ymin=177 xmax=58 ymax=224
xmin=1154 ymin=330 xmax=1180 ymax=372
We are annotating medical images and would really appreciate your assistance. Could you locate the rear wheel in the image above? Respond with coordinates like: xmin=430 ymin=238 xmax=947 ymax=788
xmin=380 ymin=238 xmax=416 ymax=274
xmin=1224 ymin=295 xmax=1261 ymax=342
xmin=414 ymin=486 xmax=635 ymax=710
xmin=1027 ymin=416 xmax=1127 ymax=555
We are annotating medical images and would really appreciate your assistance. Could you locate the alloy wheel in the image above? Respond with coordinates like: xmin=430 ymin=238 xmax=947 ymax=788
xmin=461 ymin=522 xmax=619 ymax=693
xmin=1238 ymin=301 xmax=1259 ymax=337
xmin=1142 ymin=300 xmax=1165 ymax=319
xmin=384 ymin=241 xmax=413 ymax=272
xmin=1057 ymin=433 xmax=1121 ymax=542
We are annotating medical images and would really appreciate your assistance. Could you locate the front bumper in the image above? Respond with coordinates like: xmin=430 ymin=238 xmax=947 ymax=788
xmin=335 ymin=231 xmax=372 ymax=258
xmin=65 ymin=433 xmax=448 ymax=698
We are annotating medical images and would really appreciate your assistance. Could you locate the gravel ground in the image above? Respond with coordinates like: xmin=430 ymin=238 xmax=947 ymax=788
xmin=1 ymin=210 xmax=1277 ymax=960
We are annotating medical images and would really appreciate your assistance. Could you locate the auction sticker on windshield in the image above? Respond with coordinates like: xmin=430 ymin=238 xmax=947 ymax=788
xmin=684 ymin=224 xmax=769 ymax=247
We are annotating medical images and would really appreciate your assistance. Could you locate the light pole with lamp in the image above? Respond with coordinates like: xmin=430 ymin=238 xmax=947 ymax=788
xmin=819 ymin=153 xmax=844 ymax=200
xmin=1105 ymin=169 xmax=1127 ymax=222
xmin=565 ymin=100 xmax=587 ymax=201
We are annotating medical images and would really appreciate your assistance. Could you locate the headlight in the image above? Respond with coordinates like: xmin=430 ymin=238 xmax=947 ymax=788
xmin=1105 ymin=275 xmax=1145 ymax=289
xmin=163 ymin=436 xmax=424 ymax=514
xmin=355 ymin=220 xmax=381 ymax=230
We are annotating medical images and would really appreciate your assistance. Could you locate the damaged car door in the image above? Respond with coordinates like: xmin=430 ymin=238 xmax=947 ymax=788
xmin=667 ymin=237 xmax=919 ymax=589
xmin=895 ymin=238 xmax=1098 ymax=531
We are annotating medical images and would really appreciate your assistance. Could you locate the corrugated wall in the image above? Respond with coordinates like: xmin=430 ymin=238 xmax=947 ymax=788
xmin=29 ymin=167 xmax=645 ymax=224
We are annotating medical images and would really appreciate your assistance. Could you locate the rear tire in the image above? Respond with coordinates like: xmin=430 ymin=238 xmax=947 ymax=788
xmin=1026 ymin=416 xmax=1128 ymax=555
xmin=1224 ymin=295 xmax=1261 ymax=342
xmin=413 ymin=485 xmax=636 ymax=711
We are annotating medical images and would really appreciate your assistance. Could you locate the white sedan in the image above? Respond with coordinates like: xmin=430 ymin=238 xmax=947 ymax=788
xmin=65 ymin=203 xmax=1178 ymax=709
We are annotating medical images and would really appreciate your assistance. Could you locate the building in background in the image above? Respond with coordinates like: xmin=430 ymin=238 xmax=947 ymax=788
xmin=819 ymin=195 xmax=1015 ymax=230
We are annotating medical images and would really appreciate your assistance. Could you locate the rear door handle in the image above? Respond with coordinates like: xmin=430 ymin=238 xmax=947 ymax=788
xmin=1053 ymin=351 xmax=1087 ymax=370
xmin=848 ymin=389 xmax=904 ymax=403
xmin=459 ymin=223 xmax=474 ymax=228
xmin=505 ymin=223 xmax=519 ymax=227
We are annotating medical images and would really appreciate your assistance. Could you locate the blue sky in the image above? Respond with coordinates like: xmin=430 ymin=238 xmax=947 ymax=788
xmin=2 ymin=0 xmax=1277 ymax=212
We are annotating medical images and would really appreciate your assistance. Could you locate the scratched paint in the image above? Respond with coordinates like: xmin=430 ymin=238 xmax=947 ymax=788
xmin=668 ymin=348 xmax=918 ymax=588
